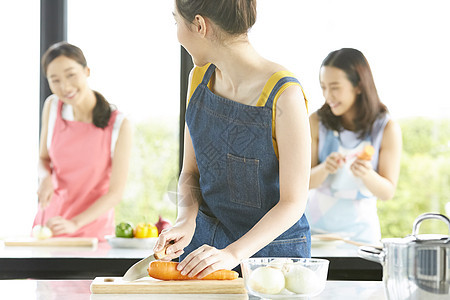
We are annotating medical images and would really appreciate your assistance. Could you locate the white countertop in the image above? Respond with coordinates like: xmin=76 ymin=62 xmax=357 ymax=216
xmin=0 ymin=241 xmax=152 ymax=259
xmin=0 ymin=279 xmax=386 ymax=300
xmin=0 ymin=240 xmax=360 ymax=259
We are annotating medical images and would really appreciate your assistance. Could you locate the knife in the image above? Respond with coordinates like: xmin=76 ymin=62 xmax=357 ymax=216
xmin=122 ymin=241 xmax=173 ymax=281
xmin=40 ymin=208 xmax=46 ymax=228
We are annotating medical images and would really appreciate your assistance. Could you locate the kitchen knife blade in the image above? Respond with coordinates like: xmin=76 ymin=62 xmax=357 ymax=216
xmin=122 ymin=253 xmax=159 ymax=281
xmin=122 ymin=241 xmax=172 ymax=281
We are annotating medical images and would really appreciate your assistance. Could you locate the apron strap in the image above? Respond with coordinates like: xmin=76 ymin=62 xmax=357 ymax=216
xmin=263 ymin=76 xmax=306 ymax=158
xmin=264 ymin=76 xmax=302 ymax=109
xmin=201 ymin=64 xmax=216 ymax=85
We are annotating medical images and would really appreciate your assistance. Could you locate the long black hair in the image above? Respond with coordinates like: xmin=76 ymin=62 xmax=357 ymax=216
xmin=318 ymin=48 xmax=387 ymax=138
xmin=42 ymin=42 xmax=111 ymax=129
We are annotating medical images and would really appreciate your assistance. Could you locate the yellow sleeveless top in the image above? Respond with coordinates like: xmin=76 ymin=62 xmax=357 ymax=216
xmin=187 ymin=63 xmax=308 ymax=158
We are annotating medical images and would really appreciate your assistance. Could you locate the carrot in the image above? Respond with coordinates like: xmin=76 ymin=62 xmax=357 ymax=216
xmin=147 ymin=261 xmax=239 ymax=280
xmin=357 ymin=145 xmax=375 ymax=160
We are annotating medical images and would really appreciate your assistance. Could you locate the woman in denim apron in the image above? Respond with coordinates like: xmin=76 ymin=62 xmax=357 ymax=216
xmin=154 ymin=0 xmax=311 ymax=278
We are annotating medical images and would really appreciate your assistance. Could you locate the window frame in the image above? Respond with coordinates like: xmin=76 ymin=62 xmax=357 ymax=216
xmin=40 ymin=0 xmax=67 ymax=134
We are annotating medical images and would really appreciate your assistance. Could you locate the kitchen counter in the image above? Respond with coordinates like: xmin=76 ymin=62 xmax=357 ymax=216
xmin=0 ymin=239 xmax=149 ymax=259
xmin=0 ymin=241 xmax=149 ymax=279
xmin=312 ymin=242 xmax=382 ymax=281
xmin=0 ymin=240 xmax=381 ymax=280
xmin=0 ymin=279 xmax=386 ymax=299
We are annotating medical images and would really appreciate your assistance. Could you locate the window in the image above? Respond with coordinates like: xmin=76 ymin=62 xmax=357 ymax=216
xmin=250 ymin=0 xmax=449 ymax=236
xmin=68 ymin=0 xmax=180 ymax=226
xmin=0 ymin=2 xmax=40 ymax=238
xmin=3 ymin=0 xmax=448 ymax=239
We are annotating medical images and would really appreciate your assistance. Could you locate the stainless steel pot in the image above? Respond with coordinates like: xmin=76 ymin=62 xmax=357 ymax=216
xmin=358 ymin=213 xmax=450 ymax=300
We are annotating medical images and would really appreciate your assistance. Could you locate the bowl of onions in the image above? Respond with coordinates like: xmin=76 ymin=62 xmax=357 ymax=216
xmin=240 ymin=257 xmax=329 ymax=298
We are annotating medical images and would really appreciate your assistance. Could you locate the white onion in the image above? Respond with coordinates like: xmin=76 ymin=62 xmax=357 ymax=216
xmin=268 ymin=258 xmax=293 ymax=271
xmin=283 ymin=263 xmax=320 ymax=294
xmin=32 ymin=225 xmax=53 ymax=240
xmin=248 ymin=266 xmax=285 ymax=295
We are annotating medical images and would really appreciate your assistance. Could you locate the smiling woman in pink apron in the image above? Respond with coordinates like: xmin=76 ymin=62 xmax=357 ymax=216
xmin=154 ymin=0 xmax=311 ymax=278
xmin=306 ymin=48 xmax=402 ymax=244
xmin=33 ymin=42 xmax=132 ymax=241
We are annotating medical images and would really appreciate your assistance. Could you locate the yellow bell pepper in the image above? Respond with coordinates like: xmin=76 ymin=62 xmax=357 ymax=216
xmin=133 ymin=223 xmax=159 ymax=238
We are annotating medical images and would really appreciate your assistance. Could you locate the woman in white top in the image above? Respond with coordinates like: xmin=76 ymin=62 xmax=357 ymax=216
xmin=306 ymin=48 xmax=402 ymax=244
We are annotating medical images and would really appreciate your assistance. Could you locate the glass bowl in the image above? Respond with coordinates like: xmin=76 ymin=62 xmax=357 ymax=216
xmin=240 ymin=257 xmax=329 ymax=299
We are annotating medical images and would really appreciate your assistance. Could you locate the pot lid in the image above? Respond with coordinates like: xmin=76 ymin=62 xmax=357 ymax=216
xmin=384 ymin=213 xmax=450 ymax=245
xmin=403 ymin=233 xmax=450 ymax=244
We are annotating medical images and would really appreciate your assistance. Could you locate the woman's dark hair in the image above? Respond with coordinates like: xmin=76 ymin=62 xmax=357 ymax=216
xmin=176 ymin=0 xmax=257 ymax=36
xmin=318 ymin=48 xmax=387 ymax=138
xmin=42 ymin=42 xmax=111 ymax=129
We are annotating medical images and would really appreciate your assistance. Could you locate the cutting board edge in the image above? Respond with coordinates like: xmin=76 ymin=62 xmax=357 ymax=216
xmin=4 ymin=237 xmax=98 ymax=247
xmin=90 ymin=288 xmax=248 ymax=295
xmin=90 ymin=277 xmax=247 ymax=295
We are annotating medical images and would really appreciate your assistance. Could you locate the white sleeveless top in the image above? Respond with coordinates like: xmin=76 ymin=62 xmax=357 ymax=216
xmin=306 ymin=114 xmax=390 ymax=244
xmin=46 ymin=95 xmax=124 ymax=158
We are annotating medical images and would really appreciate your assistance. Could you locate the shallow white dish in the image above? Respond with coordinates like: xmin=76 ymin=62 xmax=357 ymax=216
xmin=311 ymin=236 xmax=344 ymax=248
xmin=105 ymin=235 xmax=157 ymax=249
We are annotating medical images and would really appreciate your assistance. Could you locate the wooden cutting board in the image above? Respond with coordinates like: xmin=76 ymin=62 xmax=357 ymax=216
xmin=90 ymin=277 xmax=247 ymax=295
xmin=4 ymin=237 xmax=98 ymax=247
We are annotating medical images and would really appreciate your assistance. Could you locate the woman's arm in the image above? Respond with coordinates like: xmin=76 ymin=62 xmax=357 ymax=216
xmin=48 ymin=117 xmax=132 ymax=234
xmin=308 ymin=112 xmax=346 ymax=189
xmin=37 ymin=96 xmax=54 ymax=208
xmin=176 ymin=127 xmax=202 ymax=226
xmin=226 ymin=84 xmax=311 ymax=261
xmin=154 ymin=69 xmax=201 ymax=259
xmin=155 ymin=126 xmax=201 ymax=259
xmin=309 ymin=113 xmax=328 ymax=188
xmin=352 ymin=119 xmax=402 ymax=200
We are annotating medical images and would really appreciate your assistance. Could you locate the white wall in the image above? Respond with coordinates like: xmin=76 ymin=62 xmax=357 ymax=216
xmin=0 ymin=1 xmax=40 ymax=238
xmin=251 ymin=0 xmax=450 ymax=119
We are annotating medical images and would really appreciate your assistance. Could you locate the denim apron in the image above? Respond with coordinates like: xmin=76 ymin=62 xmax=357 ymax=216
xmin=183 ymin=64 xmax=311 ymax=263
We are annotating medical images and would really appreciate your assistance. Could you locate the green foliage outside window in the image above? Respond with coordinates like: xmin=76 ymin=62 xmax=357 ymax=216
xmin=378 ymin=117 xmax=450 ymax=238
xmin=115 ymin=119 xmax=179 ymax=226
xmin=115 ymin=117 xmax=450 ymax=239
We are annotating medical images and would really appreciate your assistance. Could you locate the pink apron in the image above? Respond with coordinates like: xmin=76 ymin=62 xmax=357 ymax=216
xmin=33 ymin=100 xmax=118 ymax=241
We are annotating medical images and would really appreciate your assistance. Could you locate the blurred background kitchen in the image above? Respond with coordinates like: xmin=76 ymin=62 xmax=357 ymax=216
xmin=1 ymin=0 xmax=449 ymax=239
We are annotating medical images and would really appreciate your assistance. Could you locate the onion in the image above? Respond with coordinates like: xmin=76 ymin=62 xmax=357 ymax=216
xmin=268 ymin=258 xmax=293 ymax=272
xmin=32 ymin=225 xmax=53 ymax=240
xmin=283 ymin=263 xmax=320 ymax=294
xmin=248 ymin=266 xmax=285 ymax=295
xmin=155 ymin=215 xmax=172 ymax=234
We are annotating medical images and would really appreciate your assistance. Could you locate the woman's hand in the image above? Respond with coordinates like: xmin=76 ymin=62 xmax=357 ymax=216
xmin=323 ymin=152 xmax=345 ymax=174
xmin=46 ymin=216 xmax=79 ymax=235
xmin=350 ymin=158 xmax=374 ymax=179
xmin=37 ymin=176 xmax=54 ymax=209
xmin=177 ymin=245 xmax=239 ymax=279
xmin=153 ymin=220 xmax=196 ymax=261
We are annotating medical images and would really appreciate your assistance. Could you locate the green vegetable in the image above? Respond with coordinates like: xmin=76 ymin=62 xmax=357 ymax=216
xmin=115 ymin=222 xmax=134 ymax=238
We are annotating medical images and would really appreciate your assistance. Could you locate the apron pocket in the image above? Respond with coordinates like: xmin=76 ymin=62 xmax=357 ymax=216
xmin=227 ymin=153 xmax=261 ymax=208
